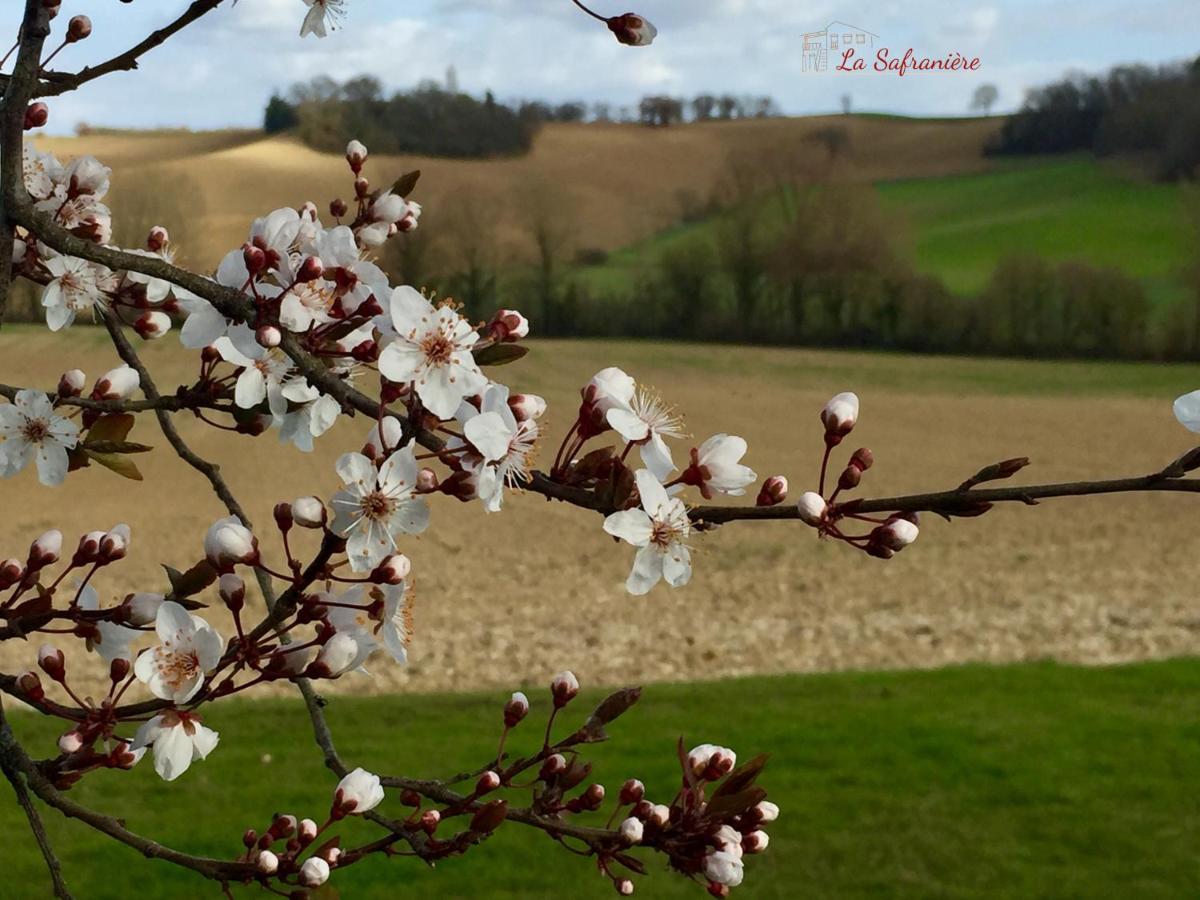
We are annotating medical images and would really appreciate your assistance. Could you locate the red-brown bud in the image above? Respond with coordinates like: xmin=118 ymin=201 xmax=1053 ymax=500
xmin=619 ymin=778 xmax=645 ymax=805
xmin=66 ymin=15 xmax=92 ymax=42
xmin=16 ymin=670 xmax=43 ymax=701
xmin=330 ymin=198 xmax=349 ymax=219
xmin=23 ymin=103 xmax=48 ymax=131
xmin=755 ymin=475 xmax=788 ymax=507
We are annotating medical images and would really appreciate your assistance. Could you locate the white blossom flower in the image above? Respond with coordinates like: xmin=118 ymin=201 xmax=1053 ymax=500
xmin=0 ymin=389 xmax=79 ymax=486
xmin=278 ymin=378 xmax=341 ymax=452
xmin=214 ymin=325 xmax=291 ymax=415
xmin=703 ymin=849 xmax=745 ymax=888
xmin=377 ymin=287 xmax=486 ymax=419
xmin=602 ymin=469 xmax=692 ymax=595
xmin=77 ymin=584 xmax=139 ymax=663
xmin=300 ymin=0 xmax=346 ymax=38
xmin=131 ymin=710 xmax=218 ymax=782
xmin=314 ymin=630 xmax=371 ymax=677
xmin=133 ymin=601 xmax=224 ymax=704
xmin=607 ymin=386 xmax=683 ymax=480
xmin=684 ymin=434 xmax=757 ymax=498
xmin=204 ymin=516 xmax=258 ymax=569
xmin=330 ymin=446 xmax=430 ymax=571
xmin=41 ymin=255 xmax=115 ymax=331
xmin=456 ymin=383 xmax=539 ymax=512
xmin=177 ymin=292 xmax=231 ymax=350
xmin=587 ymin=367 xmax=636 ymax=424
xmin=22 ymin=143 xmax=63 ymax=201
xmin=334 ymin=767 xmax=385 ymax=815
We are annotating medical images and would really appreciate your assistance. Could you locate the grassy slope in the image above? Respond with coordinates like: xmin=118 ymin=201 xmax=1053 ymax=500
xmin=2 ymin=661 xmax=1199 ymax=898
xmin=578 ymin=157 xmax=1191 ymax=306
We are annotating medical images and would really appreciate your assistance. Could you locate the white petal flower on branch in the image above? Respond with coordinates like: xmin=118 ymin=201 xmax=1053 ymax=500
xmin=377 ymin=286 xmax=487 ymax=419
xmin=1173 ymin=390 xmax=1200 ymax=432
xmin=334 ymin=767 xmax=385 ymax=815
xmin=130 ymin=710 xmax=219 ymax=782
xmin=132 ymin=601 xmax=224 ymax=704
xmin=703 ymin=849 xmax=745 ymax=888
xmin=607 ymin=386 xmax=684 ymax=480
xmin=300 ymin=0 xmax=346 ymax=38
xmin=41 ymin=256 xmax=115 ymax=331
xmin=456 ymin=383 xmax=540 ymax=512
xmin=0 ymin=389 xmax=79 ymax=486
xmin=77 ymin=584 xmax=139 ymax=664
xmin=214 ymin=325 xmax=291 ymax=415
xmin=683 ymin=434 xmax=757 ymax=498
xmin=22 ymin=143 xmax=63 ymax=202
xmin=330 ymin=445 xmax=430 ymax=571
xmin=278 ymin=378 xmax=341 ymax=452
xmin=603 ymin=469 xmax=693 ymax=595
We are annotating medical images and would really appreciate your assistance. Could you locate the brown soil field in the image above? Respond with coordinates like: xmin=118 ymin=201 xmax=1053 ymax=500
xmin=1 ymin=330 xmax=1198 ymax=699
xmin=32 ymin=116 xmax=1000 ymax=271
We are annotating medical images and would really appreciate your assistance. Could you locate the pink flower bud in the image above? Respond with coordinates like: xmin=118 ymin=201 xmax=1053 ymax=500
xmin=219 ymin=572 xmax=245 ymax=612
xmin=109 ymin=742 xmax=140 ymax=769
xmin=753 ymin=800 xmax=779 ymax=823
xmin=296 ymin=255 xmax=324 ymax=283
xmin=66 ymin=15 xmax=91 ymax=42
xmin=756 ymin=475 xmax=788 ymax=507
xmin=133 ymin=311 xmax=171 ymax=340
xmin=298 ymin=818 xmax=319 ymax=843
xmin=146 ymin=226 xmax=169 ymax=253
xmin=58 ymin=730 xmax=84 ymax=754
xmin=476 ymin=770 xmax=502 ymax=794
xmin=616 ymin=879 xmax=635 ymax=896
xmin=620 ymin=778 xmax=645 ymax=805
xmin=16 ymin=670 xmax=43 ymax=701
xmin=551 ymin=670 xmax=580 ymax=708
xmin=92 ymin=365 xmax=139 ymax=400
xmin=540 ymin=753 xmax=567 ymax=779
xmin=255 ymin=325 xmax=281 ymax=348
xmin=508 ymin=393 xmax=547 ymax=422
xmin=255 ymin=850 xmax=279 ymax=875
xmin=420 ymin=809 xmax=441 ymax=833
xmin=123 ymin=592 xmax=163 ymax=626
xmin=488 ymin=309 xmax=530 ymax=343
xmin=417 ymin=468 xmax=439 ymax=493
xmin=24 ymin=102 xmax=48 ymax=130
xmin=204 ymin=516 xmax=259 ymax=570
xmin=299 ymin=857 xmax=330 ymax=887
xmin=270 ymin=814 xmax=297 ymax=837
xmin=796 ymin=492 xmax=827 ymax=528
xmin=28 ymin=530 xmax=63 ymax=570
xmin=619 ymin=816 xmax=644 ymax=844
xmin=291 ymin=496 xmax=326 ymax=529
xmin=99 ymin=523 xmax=130 ymax=562
xmin=820 ymin=392 xmax=859 ymax=445
xmin=649 ymin=803 xmax=670 ymax=827
xmin=73 ymin=530 xmax=105 ymax=565
xmin=371 ymin=554 xmax=411 ymax=585
xmin=37 ymin=644 xmax=65 ymax=681
xmin=743 ymin=830 xmax=769 ymax=853
xmin=495 ymin=691 xmax=528 ymax=730
xmin=876 ymin=518 xmax=919 ymax=552
xmin=242 ymin=243 xmax=266 ymax=275
xmin=355 ymin=177 xmax=370 ymax=200
xmin=345 ymin=139 xmax=369 ymax=171
xmin=330 ymin=198 xmax=349 ymax=219
xmin=57 ymin=369 xmax=86 ymax=398
xmin=0 ymin=559 xmax=25 ymax=589
xmin=607 ymin=13 xmax=657 ymax=46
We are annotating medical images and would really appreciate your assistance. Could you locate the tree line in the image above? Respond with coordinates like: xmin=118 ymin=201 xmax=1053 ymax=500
xmin=988 ymin=56 xmax=1200 ymax=181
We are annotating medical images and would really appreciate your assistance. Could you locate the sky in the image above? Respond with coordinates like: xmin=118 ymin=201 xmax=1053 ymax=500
xmin=4 ymin=0 xmax=1199 ymax=133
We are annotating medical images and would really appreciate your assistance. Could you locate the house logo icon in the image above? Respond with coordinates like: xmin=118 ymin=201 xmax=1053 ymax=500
xmin=802 ymin=21 xmax=879 ymax=72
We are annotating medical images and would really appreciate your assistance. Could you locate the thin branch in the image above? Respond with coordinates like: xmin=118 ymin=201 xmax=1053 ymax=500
xmin=34 ymin=1 xmax=229 ymax=99
xmin=0 ymin=381 xmax=230 ymax=414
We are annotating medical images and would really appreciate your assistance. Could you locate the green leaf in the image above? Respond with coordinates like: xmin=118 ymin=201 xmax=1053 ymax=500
xmin=84 ymin=414 xmax=135 ymax=445
xmin=80 ymin=440 xmax=153 ymax=455
xmin=473 ymin=343 xmax=528 ymax=367
xmin=85 ymin=450 xmax=143 ymax=481
xmin=392 ymin=169 xmax=421 ymax=198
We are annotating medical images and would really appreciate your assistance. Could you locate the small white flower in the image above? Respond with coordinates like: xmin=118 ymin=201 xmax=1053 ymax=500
xmin=378 ymin=287 xmax=487 ymax=419
xmin=0 ymin=389 xmax=78 ymax=486
xmin=204 ymin=516 xmax=259 ymax=569
xmin=214 ymin=325 xmax=291 ymax=415
xmin=586 ymin=367 xmax=636 ymax=427
xmin=77 ymin=584 xmax=139 ymax=663
xmin=22 ymin=143 xmax=63 ymax=201
xmin=93 ymin=364 xmax=140 ymax=400
xmin=41 ymin=256 xmax=114 ymax=331
xmin=456 ymin=384 xmax=539 ymax=513
xmin=607 ymin=386 xmax=684 ymax=480
xmin=278 ymin=378 xmax=340 ymax=452
xmin=300 ymin=0 xmax=346 ymax=38
xmin=330 ymin=446 xmax=430 ymax=572
xmin=684 ymin=434 xmax=757 ymax=498
xmin=131 ymin=711 xmax=218 ymax=782
xmin=133 ymin=601 xmax=223 ymax=703
xmin=334 ymin=767 xmax=385 ymax=815
xmin=703 ymin=849 xmax=745 ymax=887
xmin=603 ymin=469 xmax=692 ymax=595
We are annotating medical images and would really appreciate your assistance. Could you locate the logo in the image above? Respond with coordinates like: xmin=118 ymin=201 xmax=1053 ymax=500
xmin=802 ymin=20 xmax=982 ymax=76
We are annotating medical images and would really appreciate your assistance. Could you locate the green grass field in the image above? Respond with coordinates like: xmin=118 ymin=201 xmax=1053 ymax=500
xmin=3 ymin=661 xmax=1199 ymax=898
xmin=576 ymin=157 xmax=1193 ymax=307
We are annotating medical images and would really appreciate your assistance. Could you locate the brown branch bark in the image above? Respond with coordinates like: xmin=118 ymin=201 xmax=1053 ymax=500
xmin=34 ymin=1 xmax=229 ymax=99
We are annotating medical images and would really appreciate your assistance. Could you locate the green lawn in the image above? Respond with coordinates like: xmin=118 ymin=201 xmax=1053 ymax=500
xmin=3 ymin=661 xmax=1199 ymax=898
xmin=576 ymin=157 xmax=1192 ymax=307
